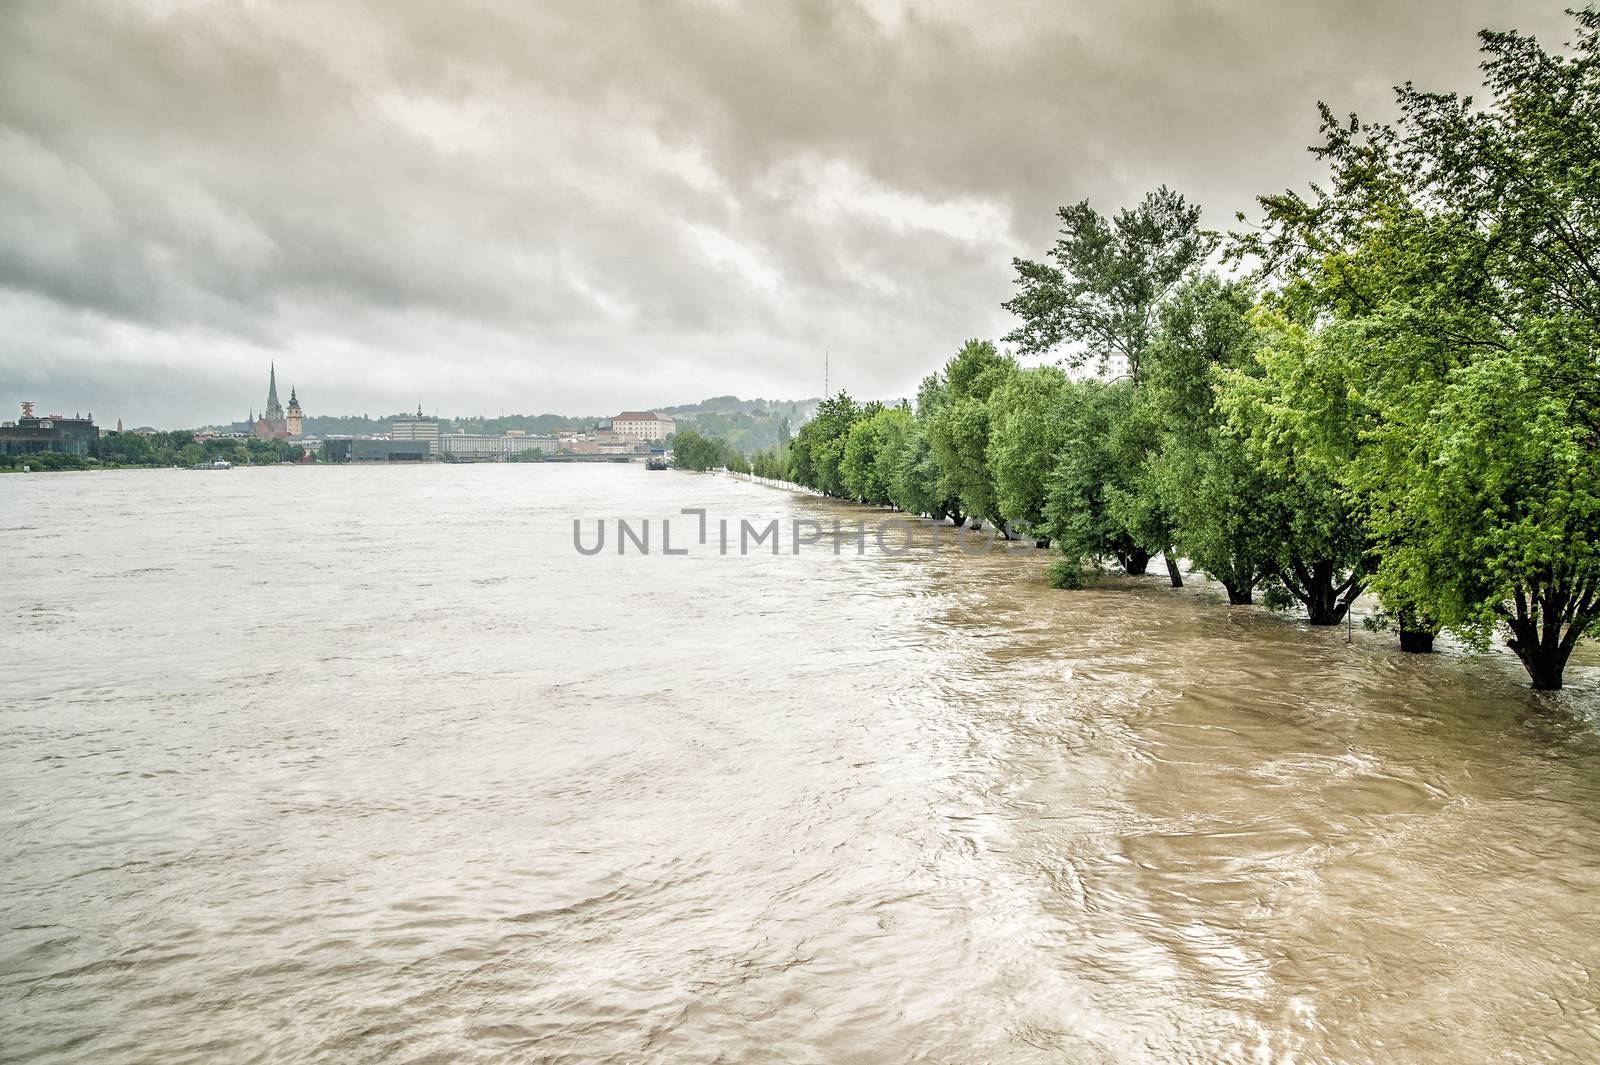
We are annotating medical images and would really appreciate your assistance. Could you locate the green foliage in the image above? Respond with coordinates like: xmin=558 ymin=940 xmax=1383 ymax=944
xmin=1221 ymin=312 xmax=1370 ymax=623
xmin=987 ymin=365 xmax=1074 ymax=542
xmin=749 ymin=439 xmax=792 ymax=481
xmin=1140 ymin=276 xmax=1284 ymax=603
xmin=1043 ymin=380 xmax=1153 ymax=573
xmin=668 ymin=398 xmax=815 ymax=453
xmin=78 ymin=429 xmax=304 ymax=468
xmin=1232 ymin=8 xmax=1600 ymax=685
xmin=1 ymin=450 xmax=92 ymax=471
xmin=1046 ymin=557 xmax=1085 ymax=590
xmin=840 ymin=405 xmax=910 ymax=506
xmin=671 ymin=429 xmax=741 ymax=472
xmin=790 ymin=393 xmax=868 ymax=497
xmin=925 ymin=340 xmax=1016 ymax=527
xmin=1006 ymin=186 xmax=1214 ymax=383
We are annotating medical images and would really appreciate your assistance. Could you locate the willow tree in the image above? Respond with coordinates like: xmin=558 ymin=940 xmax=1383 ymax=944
xmin=1239 ymin=11 xmax=1600 ymax=687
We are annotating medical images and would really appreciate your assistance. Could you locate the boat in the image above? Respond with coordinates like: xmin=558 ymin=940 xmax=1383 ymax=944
xmin=645 ymin=455 xmax=668 ymax=471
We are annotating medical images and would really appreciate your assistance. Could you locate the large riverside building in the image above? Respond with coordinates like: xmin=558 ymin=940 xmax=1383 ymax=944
xmin=323 ymin=438 xmax=431 ymax=463
xmin=0 ymin=404 xmax=98 ymax=457
xmin=440 ymin=433 xmax=557 ymax=460
xmin=611 ymin=411 xmax=676 ymax=442
xmin=391 ymin=407 xmax=441 ymax=455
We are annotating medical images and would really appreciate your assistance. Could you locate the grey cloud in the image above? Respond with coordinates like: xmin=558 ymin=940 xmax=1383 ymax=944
xmin=0 ymin=0 xmax=1574 ymax=425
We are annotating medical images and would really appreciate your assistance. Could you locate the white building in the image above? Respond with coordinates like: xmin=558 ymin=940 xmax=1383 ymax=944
xmin=441 ymin=433 xmax=515 ymax=459
xmin=611 ymin=411 xmax=676 ymax=442
xmin=440 ymin=433 xmax=558 ymax=460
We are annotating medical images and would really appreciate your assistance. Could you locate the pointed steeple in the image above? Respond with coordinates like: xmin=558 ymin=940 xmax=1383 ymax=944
xmin=265 ymin=362 xmax=283 ymax=416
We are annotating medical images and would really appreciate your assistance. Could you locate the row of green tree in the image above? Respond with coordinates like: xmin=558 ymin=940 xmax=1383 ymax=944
xmin=0 ymin=432 xmax=309 ymax=470
xmin=672 ymin=429 xmax=744 ymax=471
xmin=737 ymin=14 xmax=1600 ymax=691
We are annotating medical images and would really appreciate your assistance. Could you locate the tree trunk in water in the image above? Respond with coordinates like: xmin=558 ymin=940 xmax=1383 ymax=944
xmin=1504 ymin=580 xmax=1588 ymax=691
xmin=1287 ymin=559 xmax=1363 ymax=625
xmin=1035 ymin=539 xmax=1050 ymax=549
xmin=1222 ymin=581 xmax=1253 ymax=605
xmin=1124 ymin=549 xmax=1150 ymax=576
xmin=1304 ymin=560 xmax=1339 ymax=624
xmin=1512 ymin=643 xmax=1567 ymax=690
xmin=1398 ymin=628 xmax=1436 ymax=653
xmin=1397 ymin=609 xmax=1436 ymax=654
xmin=1164 ymin=551 xmax=1183 ymax=588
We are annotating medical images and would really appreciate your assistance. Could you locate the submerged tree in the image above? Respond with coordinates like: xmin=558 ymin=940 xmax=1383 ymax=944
xmin=987 ymin=365 xmax=1075 ymax=546
xmin=1222 ymin=314 xmax=1371 ymax=625
xmin=1237 ymin=10 xmax=1600 ymax=686
xmin=790 ymin=393 xmax=865 ymax=497
xmin=1143 ymin=276 xmax=1282 ymax=605
xmin=1006 ymin=186 xmax=1212 ymax=578
xmin=925 ymin=340 xmax=1017 ymax=531
xmin=839 ymin=402 xmax=895 ymax=506
xmin=1043 ymin=380 xmax=1156 ymax=582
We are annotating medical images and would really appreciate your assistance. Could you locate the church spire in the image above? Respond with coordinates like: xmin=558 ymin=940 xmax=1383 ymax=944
xmin=265 ymin=362 xmax=282 ymax=416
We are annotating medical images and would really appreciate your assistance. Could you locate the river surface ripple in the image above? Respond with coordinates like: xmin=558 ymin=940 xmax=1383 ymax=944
xmin=2 ymin=464 xmax=1598 ymax=1064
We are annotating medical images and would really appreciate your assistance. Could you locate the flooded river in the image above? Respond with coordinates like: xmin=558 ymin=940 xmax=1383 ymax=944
xmin=2 ymin=463 xmax=1598 ymax=1063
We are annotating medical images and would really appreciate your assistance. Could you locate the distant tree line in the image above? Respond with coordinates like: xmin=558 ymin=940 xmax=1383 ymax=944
xmin=2 ymin=431 xmax=307 ymax=470
xmin=671 ymin=429 xmax=743 ymax=471
xmin=729 ymin=14 xmax=1600 ymax=691
xmin=666 ymin=397 xmax=813 ymax=453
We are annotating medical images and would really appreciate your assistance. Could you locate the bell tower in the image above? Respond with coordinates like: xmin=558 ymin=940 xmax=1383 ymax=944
xmin=286 ymin=386 xmax=303 ymax=437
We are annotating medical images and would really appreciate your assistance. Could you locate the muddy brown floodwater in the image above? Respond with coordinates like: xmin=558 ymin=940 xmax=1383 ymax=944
xmin=2 ymin=463 xmax=1598 ymax=1064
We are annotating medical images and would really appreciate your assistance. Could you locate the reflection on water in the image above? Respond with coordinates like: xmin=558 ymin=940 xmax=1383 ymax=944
xmin=1 ymin=464 xmax=1597 ymax=1064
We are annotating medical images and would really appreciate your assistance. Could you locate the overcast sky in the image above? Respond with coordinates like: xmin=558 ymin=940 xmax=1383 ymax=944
xmin=0 ymin=0 xmax=1576 ymax=426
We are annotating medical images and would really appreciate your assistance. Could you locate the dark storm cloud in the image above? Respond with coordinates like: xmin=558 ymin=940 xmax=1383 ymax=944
xmin=0 ymin=0 xmax=1575 ymax=424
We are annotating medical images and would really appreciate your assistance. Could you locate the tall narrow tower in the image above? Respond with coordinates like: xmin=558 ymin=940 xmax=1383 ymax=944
xmin=285 ymin=386 xmax=303 ymax=437
xmin=263 ymin=363 xmax=286 ymax=432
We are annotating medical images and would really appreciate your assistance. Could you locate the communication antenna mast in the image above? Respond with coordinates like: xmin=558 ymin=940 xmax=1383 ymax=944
xmin=20 ymin=401 xmax=34 ymax=419
xmin=824 ymin=351 xmax=829 ymax=399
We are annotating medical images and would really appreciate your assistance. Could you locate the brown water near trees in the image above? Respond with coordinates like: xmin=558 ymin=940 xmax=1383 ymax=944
xmin=2 ymin=464 xmax=1597 ymax=1063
